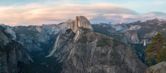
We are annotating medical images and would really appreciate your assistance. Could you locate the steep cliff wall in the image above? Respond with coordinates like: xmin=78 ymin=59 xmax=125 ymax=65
xmin=47 ymin=16 xmax=147 ymax=73
xmin=0 ymin=26 xmax=31 ymax=73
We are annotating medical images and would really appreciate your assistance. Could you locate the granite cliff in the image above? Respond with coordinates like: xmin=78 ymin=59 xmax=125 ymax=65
xmin=0 ymin=26 xmax=31 ymax=73
xmin=47 ymin=16 xmax=147 ymax=73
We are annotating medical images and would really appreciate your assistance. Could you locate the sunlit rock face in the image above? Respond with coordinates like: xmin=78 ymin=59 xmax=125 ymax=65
xmin=47 ymin=16 xmax=93 ymax=57
xmin=47 ymin=16 xmax=147 ymax=73
xmin=73 ymin=16 xmax=93 ymax=32
xmin=60 ymin=16 xmax=93 ymax=33
xmin=62 ymin=16 xmax=93 ymax=32
xmin=72 ymin=16 xmax=93 ymax=41
xmin=62 ymin=16 xmax=93 ymax=41
xmin=48 ymin=16 xmax=93 ymax=56
xmin=146 ymin=62 xmax=166 ymax=73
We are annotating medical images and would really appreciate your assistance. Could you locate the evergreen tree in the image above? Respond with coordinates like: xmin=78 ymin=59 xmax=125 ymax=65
xmin=145 ymin=32 xmax=166 ymax=66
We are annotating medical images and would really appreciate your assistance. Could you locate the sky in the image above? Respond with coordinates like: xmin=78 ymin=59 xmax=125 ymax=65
xmin=0 ymin=0 xmax=166 ymax=26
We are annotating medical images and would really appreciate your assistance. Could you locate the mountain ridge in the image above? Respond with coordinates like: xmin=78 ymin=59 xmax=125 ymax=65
xmin=46 ymin=16 xmax=147 ymax=73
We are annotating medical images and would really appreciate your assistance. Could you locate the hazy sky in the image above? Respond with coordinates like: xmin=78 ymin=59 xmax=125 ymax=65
xmin=0 ymin=0 xmax=166 ymax=25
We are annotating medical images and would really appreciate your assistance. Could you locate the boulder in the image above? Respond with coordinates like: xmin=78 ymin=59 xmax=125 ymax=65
xmin=146 ymin=62 xmax=166 ymax=73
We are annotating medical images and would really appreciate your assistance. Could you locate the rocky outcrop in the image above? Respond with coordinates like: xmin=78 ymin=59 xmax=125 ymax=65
xmin=146 ymin=62 xmax=166 ymax=73
xmin=4 ymin=27 xmax=16 ymax=40
xmin=47 ymin=16 xmax=147 ymax=73
xmin=0 ymin=26 xmax=32 ymax=73
xmin=62 ymin=16 xmax=93 ymax=41
xmin=61 ymin=16 xmax=93 ymax=33
xmin=13 ymin=24 xmax=64 ymax=73
xmin=14 ymin=25 xmax=60 ymax=52
xmin=72 ymin=16 xmax=93 ymax=41
xmin=47 ymin=16 xmax=93 ymax=57
xmin=124 ymin=30 xmax=140 ymax=44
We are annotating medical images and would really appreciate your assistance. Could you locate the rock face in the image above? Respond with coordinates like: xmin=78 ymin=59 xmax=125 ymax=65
xmin=14 ymin=25 xmax=60 ymax=52
xmin=61 ymin=16 xmax=93 ymax=33
xmin=121 ymin=19 xmax=166 ymax=45
xmin=124 ymin=30 xmax=140 ymax=44
xmin=146 ymin=62 xmax=166 ymax=73
xmin=4 ymin=27 xmax=16 ymax=40
xmin=13 ymin=25 xmax=61 ymax=73
xmin=63 ymin=16 xmax=93 ymax=41
xmin=71 ymin=16 xmax=93 ymax=41
xmin=47 ymin=16 xmax=147 ymax=73
xmin=47 ymin=16 xmax=93 ymax=57
xmin=0 ymin=26 xmax=31 ymax=73
xmin=65 ymin=16 xmax=93 ymax=33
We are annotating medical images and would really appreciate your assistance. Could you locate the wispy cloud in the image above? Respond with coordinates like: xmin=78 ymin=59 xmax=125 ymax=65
xmin=0 ymin=3 xmax=137 ymax=26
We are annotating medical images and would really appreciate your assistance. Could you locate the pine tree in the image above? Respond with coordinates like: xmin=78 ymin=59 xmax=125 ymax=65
xmin=145 ymin=32 xmax=166 ymax=66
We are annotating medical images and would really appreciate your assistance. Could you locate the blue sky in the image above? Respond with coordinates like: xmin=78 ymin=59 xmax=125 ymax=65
xmin=0 ymin=0 xmax=166 ymax=25
xmin=0 ymin=0 xmax=165 ymax=13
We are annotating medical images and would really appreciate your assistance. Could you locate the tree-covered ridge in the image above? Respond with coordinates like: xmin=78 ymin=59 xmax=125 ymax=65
xmin=145 ymin=32 xmax=166 ymax=66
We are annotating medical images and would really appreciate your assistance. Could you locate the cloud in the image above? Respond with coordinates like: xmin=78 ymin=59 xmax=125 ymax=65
xmin=0 ymin=3 xmax=138 ymax=26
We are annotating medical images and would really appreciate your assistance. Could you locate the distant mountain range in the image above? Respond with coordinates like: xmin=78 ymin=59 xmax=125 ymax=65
xmin=90 ymin=12 xmax=166 ymax=24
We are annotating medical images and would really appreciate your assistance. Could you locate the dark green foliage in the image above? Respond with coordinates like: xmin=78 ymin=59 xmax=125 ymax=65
xmin=131 ymin=44 xmax=146 ymax=63
xmin=145 ymin=32 xmax=166 ymax=66
xmin=159 ymin=50 xmax=166 ymax=61
xmin=97 ymin=37 xmax=112 ymax=47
